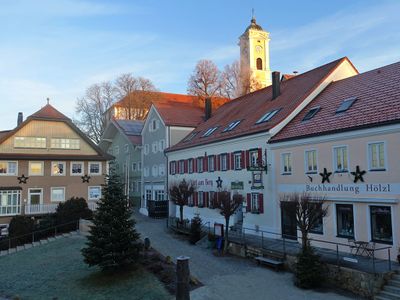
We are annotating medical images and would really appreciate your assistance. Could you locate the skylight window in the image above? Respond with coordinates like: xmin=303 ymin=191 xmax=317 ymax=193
xmin=223 ymin=120 xmax=241 ymax=132
xmin=302 ymin=107 xmax=320 ymax=121
xmin=202 ymin=126 xmax=218 ymax=137
xmin=183 ymin=132 xmax=198 ymax=142
xmin=336 ymin=97 xmax=357 ymax=114
xmin=256 ymin=109 xmax=280 ymax=124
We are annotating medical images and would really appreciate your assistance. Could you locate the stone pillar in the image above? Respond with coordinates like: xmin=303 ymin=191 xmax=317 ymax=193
xmin=176 ymin=256 xmax=190 ymax=300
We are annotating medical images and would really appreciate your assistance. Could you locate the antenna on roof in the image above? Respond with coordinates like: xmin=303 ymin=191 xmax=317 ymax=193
xmin=46 ymin=97 xmax=50 ymax=105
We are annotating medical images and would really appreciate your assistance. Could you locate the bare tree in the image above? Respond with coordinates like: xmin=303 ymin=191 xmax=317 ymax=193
xmin=187 ymin=60 xmax=222 ymax=100
xmin=115 ymin=74 xmax=158 ymax=120
xmin=75 ymin=81 xmax=117 ymax=144
xmin=280 ymin=193 xmax=328 ymax=250
xmin=169 ymin=179 xmax=196 ymax=224
xmin=220 ymin=61 xmax=240 ymax=99
xmin=218 ymin=191 xmax=243 ymax=253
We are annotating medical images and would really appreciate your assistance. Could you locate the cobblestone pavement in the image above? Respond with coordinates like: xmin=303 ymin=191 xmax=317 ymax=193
xmin=134 ymin=213 xmax=356 ymax=300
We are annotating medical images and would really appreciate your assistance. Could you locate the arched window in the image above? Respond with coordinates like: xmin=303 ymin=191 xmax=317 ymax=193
xmin=256 ymin=58 xmax=263 ymax=70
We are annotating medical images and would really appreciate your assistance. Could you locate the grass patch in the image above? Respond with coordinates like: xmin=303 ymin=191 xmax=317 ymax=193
xmin=0 ymin=235 xmax=172 ymax=300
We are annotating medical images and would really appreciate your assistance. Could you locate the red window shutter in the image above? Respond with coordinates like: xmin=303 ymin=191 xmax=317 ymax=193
xmin=204 ymin=192 xmax=209 ymax=207
xmin=204 ymin=156 xmax=208 ymax=172
xmin=241 ymin=151 xmax=245 ymax=169
xmin=226 ymin=154 xmax=230 ymax=170
xmin=245 ymin=150 xmax=250 ymax=168
xmin=194 ymin=158 xmax=197 ymax=173
xmin=169 ymin=161 xmax=173 ymax=175
xmin=258 ymin=148 xmax=263 ymax=166
xmin=230 ymin=153 xmax=235 ymax=170
xmin=216 ymin=155 xmax=220 ymax=171
xmin=177 ymin=161 xmax=180 ymax=174
xmin=258 ymin=193 xmax=264 ymax=214
xmin=246 ymin=193 xmax=251 ymax=212
xmin=194 ymin=192 xmax=198 ymax=206
xmin=184 ymin=160 xmax=187 ymax=173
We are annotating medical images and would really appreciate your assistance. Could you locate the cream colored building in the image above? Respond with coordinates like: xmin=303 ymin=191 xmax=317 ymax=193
xmin=269 ymin=61 xmax=400 ymax=260
xmin=0 ymin=104 xmax=111 ymax=227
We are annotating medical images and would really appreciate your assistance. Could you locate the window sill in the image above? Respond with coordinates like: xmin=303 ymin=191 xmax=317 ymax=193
xmin=305 ymin=171 xmax=317 ymax=175
xmin=369 ymin=169 xmax=386 ymax=172
xmin=336 ymin=235 xmax=354 ymax=239
xmin=371 ymin=239 xmax=393 ymax=245
xmin=334 ymin=170 xmax=348 ymax=174
xmin=281 ymin=173 xmax=292 ymax=176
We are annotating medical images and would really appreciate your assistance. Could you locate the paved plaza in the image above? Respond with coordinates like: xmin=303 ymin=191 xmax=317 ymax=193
xmin=134 ymin=213 xmax=357 ymax=300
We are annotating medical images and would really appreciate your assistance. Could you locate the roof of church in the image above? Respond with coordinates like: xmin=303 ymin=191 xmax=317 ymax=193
xmin=244 ymin=18 xmax=264 ymax=32
xmin=270 ymin=60 xmax=400 ymax=143
xmin=167 ymin=57 xmax=354 ymax=153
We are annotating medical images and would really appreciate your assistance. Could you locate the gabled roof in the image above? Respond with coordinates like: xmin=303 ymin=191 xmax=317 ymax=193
xmin=0 ymin=104 xmax=112 ymax=160
xmin=167 ymin=57 xmax=355 ymax=152
xmin=154 ymin=101 xmax=205 ymax=127
xmin=114 ymin=120 xmax=143 ymax=145
xmin=270 ymin=61 xmax=400 ymax=143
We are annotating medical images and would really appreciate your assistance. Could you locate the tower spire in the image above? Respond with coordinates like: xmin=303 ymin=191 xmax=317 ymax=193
xmin=251 ymin=8 xmax=255 ymax=21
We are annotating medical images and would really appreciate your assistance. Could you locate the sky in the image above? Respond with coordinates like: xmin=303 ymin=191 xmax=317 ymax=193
xmin=0 ymin=0 xmax=400 ymax=129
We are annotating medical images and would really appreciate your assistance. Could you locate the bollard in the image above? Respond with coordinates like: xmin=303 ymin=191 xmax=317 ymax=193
xmin=176 ymin=256 xmax=190 ymax=300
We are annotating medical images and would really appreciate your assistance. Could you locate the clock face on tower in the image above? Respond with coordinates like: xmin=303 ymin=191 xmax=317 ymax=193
xmin=255 ymin=45 xmax=263 ymax=54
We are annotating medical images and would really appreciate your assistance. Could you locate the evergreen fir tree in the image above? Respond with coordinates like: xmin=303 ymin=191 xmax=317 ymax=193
xmin=82 ymin=172 xmax=141 ymax=271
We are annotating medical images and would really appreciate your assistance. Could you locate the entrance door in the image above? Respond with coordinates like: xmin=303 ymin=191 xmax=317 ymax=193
xmin=28 ymin=188 xmax=43 ymax=205
xmin=281 ymin=202 xmax=297 ymax=240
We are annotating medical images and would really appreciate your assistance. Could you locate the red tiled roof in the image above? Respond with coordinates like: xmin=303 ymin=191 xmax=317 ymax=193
xmin=270 ymin=61 xmax=400 ymax=143
xmin=0 ymin=130 xmax=11 ymax=139
xmin=154 ymin=101 xmax=205 ymax=127
xmin=30 ymin=104 xmax=70 ymax=120
xmin=127 ymin=135 xmax=142 ymax=145
xmin=167 ymin=57 xmax=352 ymax=152
xmin=282 ymin=74 xmax=296 ymax=81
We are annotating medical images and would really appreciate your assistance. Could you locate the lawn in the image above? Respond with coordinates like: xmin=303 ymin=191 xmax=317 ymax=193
xmin=0 ymin=235 xmax=172 ymax=300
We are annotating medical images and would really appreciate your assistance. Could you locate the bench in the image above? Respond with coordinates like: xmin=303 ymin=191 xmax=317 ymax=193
xmin=255 ymin=256 xmax=284 ymax=271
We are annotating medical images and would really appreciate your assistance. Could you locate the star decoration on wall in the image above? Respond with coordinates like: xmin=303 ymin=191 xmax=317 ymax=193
xmin=216 ymin=176 xmax=223 ymax=188
xmin=319 ymin=168 xmax=332 ymax=184
xmin=81 ymin=174 xmax=91 ymax=183
xmin=17 ymin=174 xmax=29 ymax=184
xmin=351 ymin=165 xmax=366 ymax=183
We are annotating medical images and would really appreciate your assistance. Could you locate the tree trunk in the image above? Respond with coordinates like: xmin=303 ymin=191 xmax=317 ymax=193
xmin=224 ymin=217 xmax=230 ymax=254
xmin=301 ymin=230 xmax=308 ymax=250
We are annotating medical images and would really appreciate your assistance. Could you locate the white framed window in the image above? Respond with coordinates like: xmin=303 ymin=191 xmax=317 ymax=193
xmin=50 ymin=138 xmax=80 ymax=149
xmin=145 ymin=189 xmax=152 ymax=201
xmin=154 ymin=189 xmax=164 ymax=201
xmin=234 ymin=152 xmax=242 ymax=170
xmin=88 ymin=186 xmax=101 ymax=201
xmin=251 ymin=193 xmax=259 ymax=213
xmin=159 ymin=164 xmax=166 ymax=176
xmin=51 ymin=187 xmax=65 ymax=202
xmin=114 ymin=145 xmax=119 ymax=155
xmin=305 ymin=150 xmax=317 ymax=173
xmin=159 ymin=139 xmax=165 ymax=151
xmin=197 ymin=157 xmax=204 ymax=173
xmin=14 ymin=137 xmax=46 ymax=148
xmin=170 ymin=161 xmax=176 ymax=175
xmin=220 ymin=154 xmax=227 ymax=171
xmin=28 ymin=188 xmax=43 ymax=205
xmin=179 ymin=160 xmax=185 ymax=174
xmin=70 ymin=161 xmax=84 ymax=176
xmin=188 ymin=159 xmax=194 ymax=173
xmin=333 ymin=146 xmax=348 ymax=172
xmin=151 ymin=119 xmax=159 ymax=131
xmin=152 ymin=142 xmax=158 ymax=153
xmin=281 ymin=153 xmax=292 ymax=174
xmin=124 ymin=144 xmax=129 ymax=153
xmin=208 ymin=156 xmax=215 ymax=172
xmin=51 ymin=161 xmax=66 ymax=176
xmin=0 ymin=190 xmax=21 ymax=216
xmin=249 ymin=150 xmax=259 ymax=167
xmin=0 ymin=161 xmax=18 ymax=176
xmin=144 ymin=144 xmax=150 ymax=155
xmin=368 ymin=142 xmax=386 ymax=171
xmin=89 ymin=162 xmax=102 ymax=175
xmin=144 ymin=167 xmax=150 ymax=177
xmin=138 ymin=162 xmax=142 ymax=171
xmin=152 ymin=165 xmax=158 ymax=177
xmin=29 ymin=161 xmax=44 ymax=176
xmin=132 ymin=162 xmax=137 ymax=172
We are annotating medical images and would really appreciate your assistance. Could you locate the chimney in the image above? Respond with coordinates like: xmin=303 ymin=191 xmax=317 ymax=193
xmin=205 ymin=97 xmax=212 ymax=121
xmin=272 ymin=71 xmax=281 ymax=100
xmin=17 ymin=112 xmax=23 ymax=126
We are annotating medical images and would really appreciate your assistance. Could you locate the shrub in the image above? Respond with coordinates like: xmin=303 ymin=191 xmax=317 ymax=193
xmin=8 ymin=215 xmax=35 ymax=247
xmin=34 ymin=214 xmax=57 ymax=240
xmin=189 ymin=215 xmax=202 ymax=244
xmin=295 ymin=246 xmax=324 ymax=289
xmin=56 ymin=197 xmax=92 ymax=230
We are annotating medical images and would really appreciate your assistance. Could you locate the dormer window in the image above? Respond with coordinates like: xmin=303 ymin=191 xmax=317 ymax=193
xmin=202 ymin=126 xmax=218 ymax=137
xmin=336 ymin=97 xmax=357 ymax=114
xmin=184 ymin=132 xmax=198 ymax=142
xmin=256 ymin=109 xmax=280 ymax=124
xmin=302 ymin=107 xmax=320 ymax=121
xmin=223 ymin=120 xmax=241 ymax=132
xmin=50 ymin=138 xmax=80 ymax=149
xmin=14 ymin=137 xmax=46 ymax=148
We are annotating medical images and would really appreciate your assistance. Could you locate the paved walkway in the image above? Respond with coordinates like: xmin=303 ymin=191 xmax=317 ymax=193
xmin=134 ymin=214 xmax=356 ymax=300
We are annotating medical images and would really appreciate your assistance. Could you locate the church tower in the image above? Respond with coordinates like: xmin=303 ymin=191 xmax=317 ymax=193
xmin=239 ymin=17 xmax=271 ymax=91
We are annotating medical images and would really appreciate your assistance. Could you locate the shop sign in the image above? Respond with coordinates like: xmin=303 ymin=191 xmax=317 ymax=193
xmin=231 ymin=181 xmax=244 ymax=190
xmin=278 ymin=183 xmax=400 ymax=195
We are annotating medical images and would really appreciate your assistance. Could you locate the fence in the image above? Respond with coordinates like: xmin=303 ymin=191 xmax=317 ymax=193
xmin=0 ymin=220 xmax=80 ymax=254
xmin=167 ymin=217 xmax=211 ymax=238
xmin=228 ymin=227 xmax=394 ymax=274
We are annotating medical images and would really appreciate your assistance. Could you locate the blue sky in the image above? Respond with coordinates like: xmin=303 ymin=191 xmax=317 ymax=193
xmin=1 ymin=0 xmax=399 ymax=129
